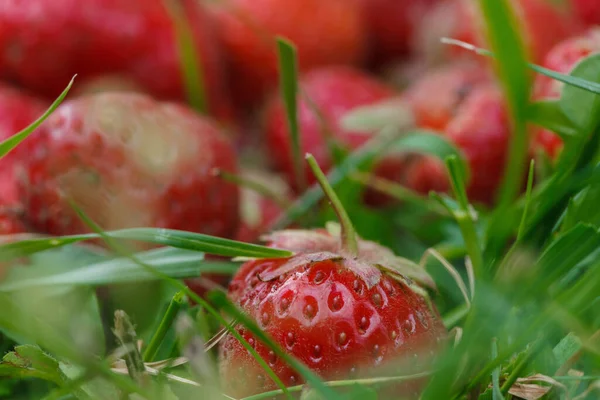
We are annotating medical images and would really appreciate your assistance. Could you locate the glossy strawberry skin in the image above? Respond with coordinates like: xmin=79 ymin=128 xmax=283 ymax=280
xmin=265 ymin=66 xmax=396 ymax=192
xmin=532 ymin=28 xmax=600 ymax=158
xmin=405 ymin=86 xmax=511 ymax=205
xmin=219 ymin=235 xmax=445 ymax=398
xmin=403 ymin=62 xmax=492 ymax=131
xmin=357 ymin=0 xmax=440 ymax=64
xmin=209 ymin=0 xmax=367 ymax=109
xmin=15 ymin=92 xmax=239 ymax=240
xmin=0 ymin=0 xmax=232 ymax=122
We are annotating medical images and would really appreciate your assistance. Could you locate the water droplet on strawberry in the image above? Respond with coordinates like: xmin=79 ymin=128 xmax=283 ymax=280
xmin=285 ymin=332 xmax=296 ymax=349
xmin=268 ymin=350 xmax=277 ymax=366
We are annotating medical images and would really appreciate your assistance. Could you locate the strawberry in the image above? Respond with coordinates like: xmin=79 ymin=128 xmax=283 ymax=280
xmin=356 ymin=0 xmax=440 ymax=64
xmin=264 ymin=66 xmax=396 ymax=192
xmin=403 ymin=61 xmax=492 ymax=131
xmin=532 ymin=27 xmax=600 ymax=158
xmin=208 ymin=0 xmax=367 ymax=109
xmin=404 ymin=85 xmax=512 ymax=205
xmin=218 ymin=157 xmax=445 ymax=398
xmin=0 ymin=0 xmax=232 ymax=122
xmin=14 ymin=92 xmax=240 ymax=240
xmin=415 ymin=0 xmax=581 ymax=66
xmin=571 ymin=0 xmax=600 ymax=26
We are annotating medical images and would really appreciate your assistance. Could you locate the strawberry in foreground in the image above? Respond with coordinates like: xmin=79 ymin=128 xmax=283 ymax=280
xmin=218 ymin=155 xmax=446 ymax=398
xmin=0 ymin=0 xmax=233 ymax=122
xmin=14 ymin=92 xmax=240 ymax=240
xmin=265 ymin=66 xmax=397 ymax=193
xmin=208 ymin=0 xmax=367 ymax=110
xmin=532 ymin=27 xmax=600 ymax=159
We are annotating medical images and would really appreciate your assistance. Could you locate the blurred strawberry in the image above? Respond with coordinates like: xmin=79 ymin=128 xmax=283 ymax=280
xmin=356 ymin=0 xmax=440 ymax=64
xmin=208 ymin=0 xmax=367 ymax=110
xmin=265 ymin=66 xmax=396 ymax=193
xmin=405 ymin=85 xmax=512 ymax=205
xmin=403 ymin=61 xmax=492 ymax=131
xmin=414 ymin=0 xmax=582 ymax=66
xmin=15 ymin=92 xmax=240 ymax=240
xmin=0 ymin=83 xmax=48 ymax=206
xmin=532 ymin=27 xmax=600 ymax=158
xmin=234 ymin=169 xmax=293 ymax=244
xmin=571 ymin=0 xmax=600 ymax=26
xmin=0 ymin=0 xmax=233 ymax=122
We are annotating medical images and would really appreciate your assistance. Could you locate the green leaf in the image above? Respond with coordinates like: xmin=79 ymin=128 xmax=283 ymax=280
xmin=208 ymin=291 xmax=342 ymax=400
xmin=0 ymin=345 xmax=65 ymax=385
xmin=385 ymin=130 xmax=470 ymax=183
xmin=560 ymin=185 xmax=600 ymax=233
xmin=559 ymin=54 xmax=600 ymax=131
xmin=528 ymin=100 xmax=578 ymax=139
xmin=491 ymin=340 xmax=504 ymax=400
xmin=479 ymin=0 xmax=531 ymax=208
xmin=0 ymin=76 xmax=75 ymax=159
xmin=534 ymin=223 xmax=600 ymax=290
xmin=164 ymin=0 xmax=207 ymax=114
xmin=0 ymin=247 xmax=224 ymax=291
xmin=340 ymin=99 xmax=414 ymax=132
xmin=0 ymin=228 xmax=292 ymax=262
xmin=276 ymin=37 xmax=305 ymax=192
xmin=553 ymin=333 xmax=582 ymax=369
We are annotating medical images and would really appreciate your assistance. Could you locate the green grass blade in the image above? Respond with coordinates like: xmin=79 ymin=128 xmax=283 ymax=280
xmin=69 ymin=201 xmax=293 ymax=399
xmin=0 ymin=228 xmax=292 ymax=262
xmin=271 ymin=126 xmax=402 ymax=229
xmin=479 ymin=0 xmax=531 ymax=208
xmin=0 ymin=76 xmax=75 ymax=159
xmin=528 ymin=100 xmax=578 ymax=139
xmin=276 ymin=37 xmax=305 ymax=192
xmin=164 ymin=0 xmax=207 ymax=114
xmin=0 ymin=248 xmax=228 ymax=291
xmin=442 ymin=38 xmax=600 ymax=96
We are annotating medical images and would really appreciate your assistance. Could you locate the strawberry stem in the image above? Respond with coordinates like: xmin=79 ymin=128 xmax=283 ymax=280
xmin=305 ymin=154 xmax=359 ymax=257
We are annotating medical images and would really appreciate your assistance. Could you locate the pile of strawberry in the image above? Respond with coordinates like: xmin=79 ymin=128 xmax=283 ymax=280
xmin=1 ymin=0 xmax=600 ymax=398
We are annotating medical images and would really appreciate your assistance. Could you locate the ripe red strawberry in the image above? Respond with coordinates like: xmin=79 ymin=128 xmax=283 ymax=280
xmin=403 ymin=61 xmax=492 ymax=131
xmin=415 ymin=0 xmax=581 ymax=66
xmin=265 ymin=66 xmax=396 ymax=192
xmin=14 ymin=92 xmax=240 ymax=240
xmin=571 ymin=0 xmax=600 ymax=26
xmin=404 ymin=85 xmax=512 ymax=205
xmin=356 ymin=0 xmax=440 ymax=64
xmin=532 ymin=27 xmax=600 ymax=158
xmin=208 ymin=0 xmax=367 ymax=109
xmin=218 ymin=158 xmax=445 ymax=398
xmin=0 ymin=0 xmax=232 ymax=122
